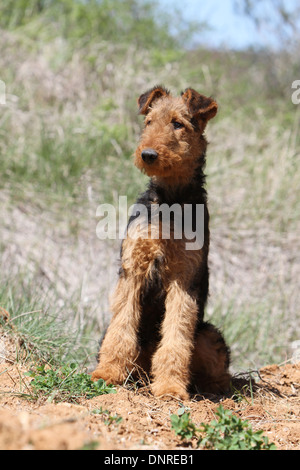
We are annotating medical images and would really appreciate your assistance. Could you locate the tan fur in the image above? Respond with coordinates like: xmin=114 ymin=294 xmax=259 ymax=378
xmin=134 ymin=97 xmax=205 ymax=185
xmin=190 ymin=325 xmax=231 ymax=394
xmin=92 ymin=87 xmax=230 ymax=400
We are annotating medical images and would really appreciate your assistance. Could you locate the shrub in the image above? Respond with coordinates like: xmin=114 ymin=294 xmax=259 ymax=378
xmin=171 ymin=405 xmax=276 ymax=450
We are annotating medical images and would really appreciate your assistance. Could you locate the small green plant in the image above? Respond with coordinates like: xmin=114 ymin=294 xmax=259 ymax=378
xmin=171 ymin=405 xmax=276 ymax=450
xmin=25 ymin=363 xmax=116 ymax=403
xmin=170 ymin=406 xmax=198 ymax=441
xmin=198 ymin=406 xmax=276 ymax=450
xmin=80 ymin=441 xmax=100 ymax=451
xmin=92 ymin=407 xmax=123 ymax=426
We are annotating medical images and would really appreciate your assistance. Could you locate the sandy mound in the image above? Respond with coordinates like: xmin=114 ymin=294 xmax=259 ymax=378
xmin=0 ymin=331 xmax=299 ymax=450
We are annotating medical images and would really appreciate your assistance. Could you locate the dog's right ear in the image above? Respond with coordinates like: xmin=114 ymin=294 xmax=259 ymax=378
xmin=138 ymin=86 xmax=170 ymax=115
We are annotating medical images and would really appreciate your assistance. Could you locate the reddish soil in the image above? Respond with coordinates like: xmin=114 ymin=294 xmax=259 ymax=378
xmin=0 ymin=330 xmax=299 ymax=451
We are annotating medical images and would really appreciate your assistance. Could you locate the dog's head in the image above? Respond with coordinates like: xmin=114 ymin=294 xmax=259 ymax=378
xmin=134 ymin=86 xmax=218 ymax=184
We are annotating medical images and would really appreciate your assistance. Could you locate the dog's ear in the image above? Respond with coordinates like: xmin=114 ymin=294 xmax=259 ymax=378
xmin=181 ymin=88 xmax=218 ymax=123
xmin=138 ymin=86 xmax=170 ymax=115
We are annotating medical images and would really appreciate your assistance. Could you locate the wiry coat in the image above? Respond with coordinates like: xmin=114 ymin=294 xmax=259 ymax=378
xmin=92 ymin=86 xmax=230 ymax=400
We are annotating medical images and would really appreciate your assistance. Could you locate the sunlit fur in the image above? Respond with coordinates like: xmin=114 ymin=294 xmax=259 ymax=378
xmin=92 ymin=86 xmax=231 ymax=400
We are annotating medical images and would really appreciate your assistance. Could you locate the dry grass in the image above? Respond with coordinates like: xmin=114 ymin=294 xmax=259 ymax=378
xmin=0 ymin=26 xmax=299 ymax=370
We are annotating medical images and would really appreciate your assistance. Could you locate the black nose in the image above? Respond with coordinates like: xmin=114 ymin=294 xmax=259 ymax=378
xmin=141 ymin=148 xmax=158 ymax=164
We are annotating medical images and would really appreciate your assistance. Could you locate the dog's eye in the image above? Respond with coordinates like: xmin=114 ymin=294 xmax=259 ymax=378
xmin=172 ymin=121 xmax=184 ymax=130
xmin=145 ymin=119 xmax=151 ymax=126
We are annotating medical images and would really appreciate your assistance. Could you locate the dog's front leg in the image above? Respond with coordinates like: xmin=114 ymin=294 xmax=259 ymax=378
xmin=151 ymin=280 xmax=198 ymax=400
xmin=91 ymin=276 xmax=142 ymax=384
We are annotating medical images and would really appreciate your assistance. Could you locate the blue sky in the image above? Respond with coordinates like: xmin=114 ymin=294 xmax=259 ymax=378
xmin=159 ymin=0 xmax=299 ymax=49
xmin=178 ymin=0 xmax=257 ymax=49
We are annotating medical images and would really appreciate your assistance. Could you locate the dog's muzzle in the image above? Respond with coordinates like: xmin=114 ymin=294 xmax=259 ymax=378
xmin=141 ymin=148 xmax=158 ymax=164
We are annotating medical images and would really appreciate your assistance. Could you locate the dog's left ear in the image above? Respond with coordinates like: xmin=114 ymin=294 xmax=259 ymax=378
xmin=138 ymin=86 xmax=170 ymax=115
xmin=181 ymin=88 xmax=218 ymax=123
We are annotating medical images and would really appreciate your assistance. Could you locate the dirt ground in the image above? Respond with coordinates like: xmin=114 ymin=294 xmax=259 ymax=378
xmin=0 ymin=329 xmax=299 ymax=451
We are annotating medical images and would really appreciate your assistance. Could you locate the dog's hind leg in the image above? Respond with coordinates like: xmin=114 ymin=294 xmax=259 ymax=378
xmin=190 ymin=322 xmax=231 ymax=394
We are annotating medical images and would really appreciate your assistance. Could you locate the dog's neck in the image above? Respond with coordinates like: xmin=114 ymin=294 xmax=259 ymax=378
xmin=149 ymin=157 xmax=207 ymax=206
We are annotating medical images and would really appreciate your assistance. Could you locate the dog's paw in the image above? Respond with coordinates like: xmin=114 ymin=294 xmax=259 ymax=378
xmin=151 ymin=381 xmax=189 ymax=401
xmin=91 ymin=365 xmax=126 ymax=385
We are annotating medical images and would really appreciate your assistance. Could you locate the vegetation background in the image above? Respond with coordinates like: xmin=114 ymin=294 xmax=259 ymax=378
xmin=0 ymin=0 xmax=299 ymax=374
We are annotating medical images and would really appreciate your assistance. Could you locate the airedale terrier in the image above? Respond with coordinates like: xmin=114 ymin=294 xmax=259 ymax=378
xmin=92 ymin=86 xmax=231 ymax=400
